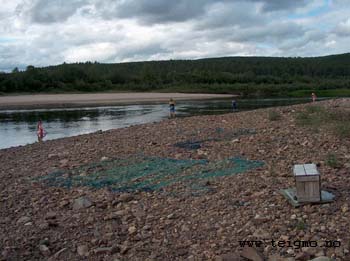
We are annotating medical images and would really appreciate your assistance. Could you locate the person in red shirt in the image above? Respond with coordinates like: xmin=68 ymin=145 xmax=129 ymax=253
xmin=37 ymin=120 xmax=46 ymax=142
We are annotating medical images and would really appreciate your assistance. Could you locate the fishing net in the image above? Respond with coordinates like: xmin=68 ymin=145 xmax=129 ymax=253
xmin=36 ymin=155 xmax=264 ymax=194
xmin=174 ymin=128 xmax=256 ymax=150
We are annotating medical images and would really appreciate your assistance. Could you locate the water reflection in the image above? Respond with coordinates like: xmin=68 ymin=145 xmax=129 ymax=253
xmin=0 ymin=98 xmax=317 ymax=149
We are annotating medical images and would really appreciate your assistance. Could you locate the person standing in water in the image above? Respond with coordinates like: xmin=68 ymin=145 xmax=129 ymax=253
xmin=37 ymin=119 xmax=46 ymax=142
xmin=169 ymin=98 xmax=176 ymax=118
xmin=232 ymin=99 xmax=237 ymax=111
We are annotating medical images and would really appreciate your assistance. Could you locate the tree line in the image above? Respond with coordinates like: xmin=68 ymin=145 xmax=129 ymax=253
xmin=1 ymin=53 xmax=350 ymax=97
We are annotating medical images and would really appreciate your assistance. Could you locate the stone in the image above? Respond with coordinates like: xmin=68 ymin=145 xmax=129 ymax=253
xmin=48 ymin=154 xmax=59 ymax=160
xmin=268 ymin=255 xmax=294 ymax=261
xmin=341 ymin=204 xmax=348 ymax=213
xmin=45 ymin=212 xmax=57 ymax=220
xmin=241 ymin=246 xmax=264 ymax=261
xmin=167 ymin=213 xmax=177 ymax=219
xmin=309 ymin=257 xmax=331 ymax=261
xmin=72 ymin=196 xmax=93 ymax=210
xmin=1 ymin=250 xmax=9 ymax=259
xmin=286 ymin=249 xmax=294 ymax=255
xmin=39 ymin=238 xmax=50 ymax=246
xmin=39 ymin=245 xmax=50 ymax=256
xmin=120 ymin=244 xmax=130 ymax=254
xmin=93 ymin=247 xmax=113 ymax=254
xmin=77 ymin=245 xmax=89 ymax=257
xmin=295 ymin=251 xmax=310 ymax=260
xmin=253 ymin=229 xmax=270 ymax=239
xmin=128 ymin=226 xmax=137 ymax=234
xmin=53 ymin=248 xmax=67 ymax=258
xmin=302 ymin=247 xmax=317 ymax=257
xmin=17 ymin=216 xmax=31 ymax=224
xmin=59 ymin=159 xmax=69 ymax=167
xmin=216 ymin=252 xmax=241 ymax=261
xmin=119 ymin=193 xmax=134 ymax=202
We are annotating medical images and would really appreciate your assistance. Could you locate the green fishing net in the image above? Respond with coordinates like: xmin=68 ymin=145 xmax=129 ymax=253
xmin=36 ymin=155 xmax=264 ymax=194
xmin=174 ymin=128 xmax=256 ymax=150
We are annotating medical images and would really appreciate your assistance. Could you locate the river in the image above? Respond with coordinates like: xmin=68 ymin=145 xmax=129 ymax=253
xmin=0 ymin=98 xmax=318 ymax=149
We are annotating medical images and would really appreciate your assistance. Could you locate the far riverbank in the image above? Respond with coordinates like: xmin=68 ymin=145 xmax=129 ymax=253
xmin=0 ymin=92 xmax=235 ymax=110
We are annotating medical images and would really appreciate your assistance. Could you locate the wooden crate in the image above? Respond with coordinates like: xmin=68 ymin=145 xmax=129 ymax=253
xmin=293 ymin=164 xmax=321 ymax=203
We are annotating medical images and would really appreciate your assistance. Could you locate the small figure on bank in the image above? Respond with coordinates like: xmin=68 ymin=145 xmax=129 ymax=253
xmin=169 ymin=98 xmax=176 ymax=118
xmin=37 ymin=119 xmax=46 ymax=142
xmin=311 ymin=92 xmax=317 ymax=103
xmin=232 ymin=99 xmax=237 ymax=111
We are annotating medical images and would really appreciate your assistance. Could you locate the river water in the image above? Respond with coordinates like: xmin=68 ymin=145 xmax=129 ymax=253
xmin=0 ymin=98 xmax=316 ymax=149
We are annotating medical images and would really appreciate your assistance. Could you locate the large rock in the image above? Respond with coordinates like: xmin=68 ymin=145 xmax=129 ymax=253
xmin=17 ymin=216 xmax=31 ymax=224
xmin=39 ymin=245 xmax=50 ymax=256
xmin=72 ymin=196 xmax=93 ymax=210
xmin=77 ymin=245 xmax=89 ymax=257
xmin=241 ymin=246 xmax=264 ymax=261
xmin=309 ymin=257 xmax=331 ymax=261
xmin=216 ymin=252 xmax=241 ymax=261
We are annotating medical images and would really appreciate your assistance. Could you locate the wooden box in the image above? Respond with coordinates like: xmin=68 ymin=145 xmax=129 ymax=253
xmin=293 ymin=164 xmax=321 ymax=203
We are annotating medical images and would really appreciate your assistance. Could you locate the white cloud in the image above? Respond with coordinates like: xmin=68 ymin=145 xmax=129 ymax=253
xmin=0 ymin=0 xmax=349 ymax=71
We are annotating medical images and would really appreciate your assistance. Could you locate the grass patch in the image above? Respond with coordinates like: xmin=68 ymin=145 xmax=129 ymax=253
xmin=296 ymin=105 xmax=350 ymax=138
xmin=306 ymin=105 xmax=323 ymax=114
xmin=268 ymin=110 xmax=282 ymax=121
xmin=296 ymin=106 xmax=325 ymax=129
xmin=294 ymin=220 xmax=307 ymax=231
xmin=335 ymin=122 xmax=350 ymax=139
xmin=325 ymin=153 xmax=341 ymax=168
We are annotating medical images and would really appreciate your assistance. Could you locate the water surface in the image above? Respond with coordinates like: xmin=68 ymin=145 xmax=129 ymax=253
xmin=0 ymin=98 xmax=317 ymax=149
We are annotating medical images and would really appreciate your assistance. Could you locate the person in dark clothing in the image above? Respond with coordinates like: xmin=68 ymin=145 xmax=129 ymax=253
xmin=232 ymin=99 xmax=237 ymax=111
xmin=169 ymin=98 xmax=176 ymax=118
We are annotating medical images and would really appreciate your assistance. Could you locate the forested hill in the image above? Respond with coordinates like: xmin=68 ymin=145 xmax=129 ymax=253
xmin=1 ymin=53 xmax=350 ymax=97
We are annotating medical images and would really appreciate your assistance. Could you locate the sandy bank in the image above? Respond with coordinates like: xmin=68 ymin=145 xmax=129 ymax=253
xmin=0 ymin=92 xmax=235 ymax=109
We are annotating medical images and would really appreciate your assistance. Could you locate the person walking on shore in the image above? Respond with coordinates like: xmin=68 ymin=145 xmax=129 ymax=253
xmin=169 ymin=98 xmax=176 ymax=118
xmin=37 ymin=119 xmax=46 ymax=142
xmin=311 ymin=92 xmax=317 ymax=103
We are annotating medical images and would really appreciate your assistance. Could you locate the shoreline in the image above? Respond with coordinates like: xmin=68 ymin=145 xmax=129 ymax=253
xmin=0 ymin=92 xmax=235 ymax=110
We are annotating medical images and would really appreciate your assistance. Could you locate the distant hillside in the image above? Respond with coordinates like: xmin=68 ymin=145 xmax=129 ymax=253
xmin=1 ymin=53 xmax=350 ymax=97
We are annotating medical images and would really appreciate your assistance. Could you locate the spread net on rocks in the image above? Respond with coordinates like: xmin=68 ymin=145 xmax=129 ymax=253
xmin=174 ymin=128 xmax=256 ymax=150
xmin=37 ymin=155 xmax=263 ymax=194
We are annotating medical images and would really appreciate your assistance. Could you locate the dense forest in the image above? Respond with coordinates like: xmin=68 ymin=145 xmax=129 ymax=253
xmin=1 ymin=53 xmax=350 ymax=97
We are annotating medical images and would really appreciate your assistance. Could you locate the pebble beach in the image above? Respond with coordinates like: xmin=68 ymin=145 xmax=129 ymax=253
xmin=0 ymin=98 xmax=349 ymax=261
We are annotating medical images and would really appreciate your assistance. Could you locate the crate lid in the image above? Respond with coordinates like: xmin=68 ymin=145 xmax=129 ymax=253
xmin=293 ymin=164 xmax=320 ymax=176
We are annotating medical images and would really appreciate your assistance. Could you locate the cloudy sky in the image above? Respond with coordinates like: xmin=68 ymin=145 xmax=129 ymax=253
xmin=0 ymin=0 xmax=349 ymax=71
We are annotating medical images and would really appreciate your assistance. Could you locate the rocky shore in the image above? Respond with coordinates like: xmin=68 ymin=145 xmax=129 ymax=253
xmin=0 ymin=98 xmax=349 ymax=261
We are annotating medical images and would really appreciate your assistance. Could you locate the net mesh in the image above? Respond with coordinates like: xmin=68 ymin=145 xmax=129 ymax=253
xmin=36 ymin=155 xmax=264 ymax=194
xmin=174 ymin=128 xmax=256 ymax=150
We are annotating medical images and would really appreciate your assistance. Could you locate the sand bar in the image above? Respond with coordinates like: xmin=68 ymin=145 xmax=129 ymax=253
xmin=0 ymin=92 xmax=234 ymax=109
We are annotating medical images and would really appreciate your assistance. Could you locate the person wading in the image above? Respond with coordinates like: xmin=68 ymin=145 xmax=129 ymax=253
xmin=37 ymin=119 xmax=46 ymax=142
xmin=169 ymin=98 xmax=176 ymax=118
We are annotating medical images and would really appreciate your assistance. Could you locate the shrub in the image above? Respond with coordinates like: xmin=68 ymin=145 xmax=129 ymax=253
xmin=268 ymin=110 xmax=281 ymax=121
xmin=325 ymin=153 xmax=341 ymax=168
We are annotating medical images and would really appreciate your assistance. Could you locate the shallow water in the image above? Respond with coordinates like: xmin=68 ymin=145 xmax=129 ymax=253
xmin=0 ymin=98 xmax=318 ymax=149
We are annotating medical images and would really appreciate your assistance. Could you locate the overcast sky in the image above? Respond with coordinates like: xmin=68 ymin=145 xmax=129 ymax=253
xmin=0 ymin=0 xmax=349 ymax=71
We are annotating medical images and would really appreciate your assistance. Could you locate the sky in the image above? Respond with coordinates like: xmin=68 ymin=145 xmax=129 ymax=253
xmin=0 ymin=0 xmax=350 ymax=71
